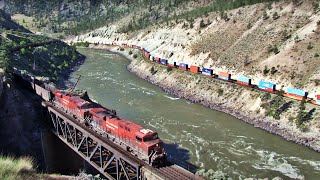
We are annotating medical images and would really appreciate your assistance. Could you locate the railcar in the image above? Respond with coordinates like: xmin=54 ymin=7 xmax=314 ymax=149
xmin=51 ymin=90 xmax=166 ymax=166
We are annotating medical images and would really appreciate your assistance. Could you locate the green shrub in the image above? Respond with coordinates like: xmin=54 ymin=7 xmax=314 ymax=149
xmin=288 ymin=116 xmax=295 ymax=122
xmin=19 ymin=40 xmax=27 ymax=46
xmin=272 ymin=12 xmax=279 ymax=20
xmin=129 ymin=50 xmax=133 ymax=55
xmin=270 ymin=67 xmax=277 ymax=75
xmin=119 ymin=47 xmax=125 ymax=51
xmin=273 ymin=46 xmax=279 ymax=54
xmin=166 ymin=66 xmax=173 ymax=72
xmin=150 ymin=66 xmax=156 ymax=75
xmin=73 ymin=41 xmax=89 ymax=47
xmin=133 ymin=54 xmax=138 ymax=59
xmin=217 ymin=89 xmax=223 ymax=96
xmin=276 ymin=90 xmax=284 ymax=96
xmin=261 ymin=93 xmax=271 ymax=101
xmin=263 ymin=66 xmax=270 ymax=75
xmin=247 ymin=22 xmax=252 ymax=29
xmin=299 ymin=122 xmax=309 ymax=132
xmin=263 ymin=11 xmax=268 ymax=20
xmin=199 ymin=19 xmax=206 ymax=28
xmin=20 ymin=48 xmax=27 ymax=55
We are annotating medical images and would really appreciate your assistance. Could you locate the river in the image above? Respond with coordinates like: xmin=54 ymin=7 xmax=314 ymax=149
xmin=69 ymin=48 xmax=320 ymax=179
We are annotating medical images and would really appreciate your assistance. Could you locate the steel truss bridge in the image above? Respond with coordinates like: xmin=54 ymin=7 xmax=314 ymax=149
xmin=42 ymin=101 xmax=202 ymax=180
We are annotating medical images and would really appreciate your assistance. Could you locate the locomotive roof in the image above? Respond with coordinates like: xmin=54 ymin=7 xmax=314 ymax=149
xmin=70 ymin=96 xmax=92 ymax=106
xmin=55 ymin=91 xmax=159 ymax=138
xmin=118 ymin=119 xmax=156 ymax=137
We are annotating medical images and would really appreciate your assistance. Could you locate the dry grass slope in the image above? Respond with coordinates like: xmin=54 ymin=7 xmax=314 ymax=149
xmin=0 ymin=156 xmax=35 ymax=180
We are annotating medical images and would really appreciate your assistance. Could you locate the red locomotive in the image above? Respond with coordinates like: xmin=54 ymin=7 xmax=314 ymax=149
xmin=52 ymin=90 xmax=166 ymax=166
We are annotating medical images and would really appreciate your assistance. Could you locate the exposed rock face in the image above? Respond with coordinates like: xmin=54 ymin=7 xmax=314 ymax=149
xmin=72 ymin=1 xmax=320 ymax=99
xmin=0 ymin=77 xmax=45 ymax=168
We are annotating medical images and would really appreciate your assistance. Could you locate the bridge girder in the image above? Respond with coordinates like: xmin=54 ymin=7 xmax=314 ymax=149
xmin=47 ymin=106 xmax=140 ymax=180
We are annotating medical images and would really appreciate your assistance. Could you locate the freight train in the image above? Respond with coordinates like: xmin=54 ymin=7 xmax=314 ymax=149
xmin=111 ymin=42 xmax=319 ymax=105
xmin=14 ymin=71 xmax=167 ymax=167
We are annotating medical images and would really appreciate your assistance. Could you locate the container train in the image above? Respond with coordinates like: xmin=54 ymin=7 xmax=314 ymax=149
xmin=17 ymin=72 xmax=166 ymax=167
xmin=113 ymin=42 xmax=318 ymax=105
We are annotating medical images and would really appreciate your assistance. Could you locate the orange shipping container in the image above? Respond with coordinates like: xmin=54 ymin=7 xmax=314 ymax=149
xmin=190 ymin=66 xmax=199 ymax=73
xmin=218 ymin=72 xmax=230 ymax=77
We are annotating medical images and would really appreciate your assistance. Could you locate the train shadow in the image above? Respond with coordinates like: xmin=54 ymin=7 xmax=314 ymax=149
xmin=163 ymin=143 xmax=199 ymax=173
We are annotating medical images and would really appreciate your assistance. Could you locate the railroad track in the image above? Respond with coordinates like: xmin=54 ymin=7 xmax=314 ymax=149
xmin=44 ymin=101 xmax=202 ymax=180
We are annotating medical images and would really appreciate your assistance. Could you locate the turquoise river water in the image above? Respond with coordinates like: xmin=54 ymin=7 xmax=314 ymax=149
xmin=69 ymin=48 xmax=320 ymax=179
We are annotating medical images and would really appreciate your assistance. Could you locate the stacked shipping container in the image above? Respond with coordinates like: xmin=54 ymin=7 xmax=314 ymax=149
xmin=179 ymin=63 xmax=188 ymax=70
xmin=218 ymin=72 xmax=231 ymax=80
xmin=258 ymin=81 xmax=276 ymax=92
xmin=189 ymin=66 xmax=200 ymax=73
xmin=237 ymin=76 xmax=251 ymax=86
xmin=316 ymin=95 xmax=320 ymax=104
xmin=202 ymin=68 xmax=213 ymax=76
xmin=154 ymin=57 xmax=161 ymax=63
xmin=284 ymin=87 xmax=307 ymax=100
xmin=168 ymin=60 xmax=176 ymax=67
xmin=145 ymin=53 xmax=150 ymax=60
xmin=160 ymin=59 xmax=167 ymax=65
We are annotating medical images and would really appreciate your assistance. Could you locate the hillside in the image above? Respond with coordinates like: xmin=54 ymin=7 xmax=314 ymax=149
xmin=0 ymin=9 xmax=86 ymax=178
xmin=0 ymin=8 xmax=84 ymax=82
xmin=3 ymin=0 xmax=277 ymax=36
xmin=72 ymin=1 xmax=320 ymax=97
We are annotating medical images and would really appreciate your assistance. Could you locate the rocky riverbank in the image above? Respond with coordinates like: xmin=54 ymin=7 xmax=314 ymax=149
xmin=88 ymin=44 xmax=320 ymax=153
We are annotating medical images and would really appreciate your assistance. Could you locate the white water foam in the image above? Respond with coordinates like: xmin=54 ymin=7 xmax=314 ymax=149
xmin=164 ymin=95 xmax=180 ymax=100
xmin=288 ymin=156 xmax=320 ymax=171
xmin=253 ymin=150 xmax=304 ymax=179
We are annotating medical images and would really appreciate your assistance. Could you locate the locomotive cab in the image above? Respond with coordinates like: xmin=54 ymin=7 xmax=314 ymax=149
xmin=136 ymin=129 xmax=166 ymax=166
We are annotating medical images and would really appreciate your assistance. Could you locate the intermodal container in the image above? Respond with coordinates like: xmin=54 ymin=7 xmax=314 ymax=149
xmin=112 ymin=42 xmax=117 ymax=45
xmin=145 ymin=53 xmax=151 ymax=60
xmin=202 ymin=68 xmax=213 ymax=76
xmin=286 ymin=87 xmax=306 ymax=97
xmin=179 ymin=63 xmax=188 ymax=70
xmin=237 ymin=76 xmax=251 ymax=86
xmin=133 ymin=45 xmax=141 ymax=49
xmin=258 ymin=81 xmax=276 ymax=92
xmin=160 ymin=59 xmax=167 ymax=65
xmin=218 ymin=72 xmax=231 ymax=80
xmin=154 ymin=57 xmax=161 ymax=63
xmin=316 ymin=99 xmax=320 ymax=105
xmin=149 ymin=56 xmax=154 ymax=61
xmin=168 ymin=60 xmax=176 ymax=67
xmin=285 ymin=93 xmax=305 ymax=100
xmin=190 ymin=66 xmax=200 ymax=73
xmin=317 ymin=95 xmax=320 ymax=100
xmin=122 ymin=43 xmax=127 ymax=47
